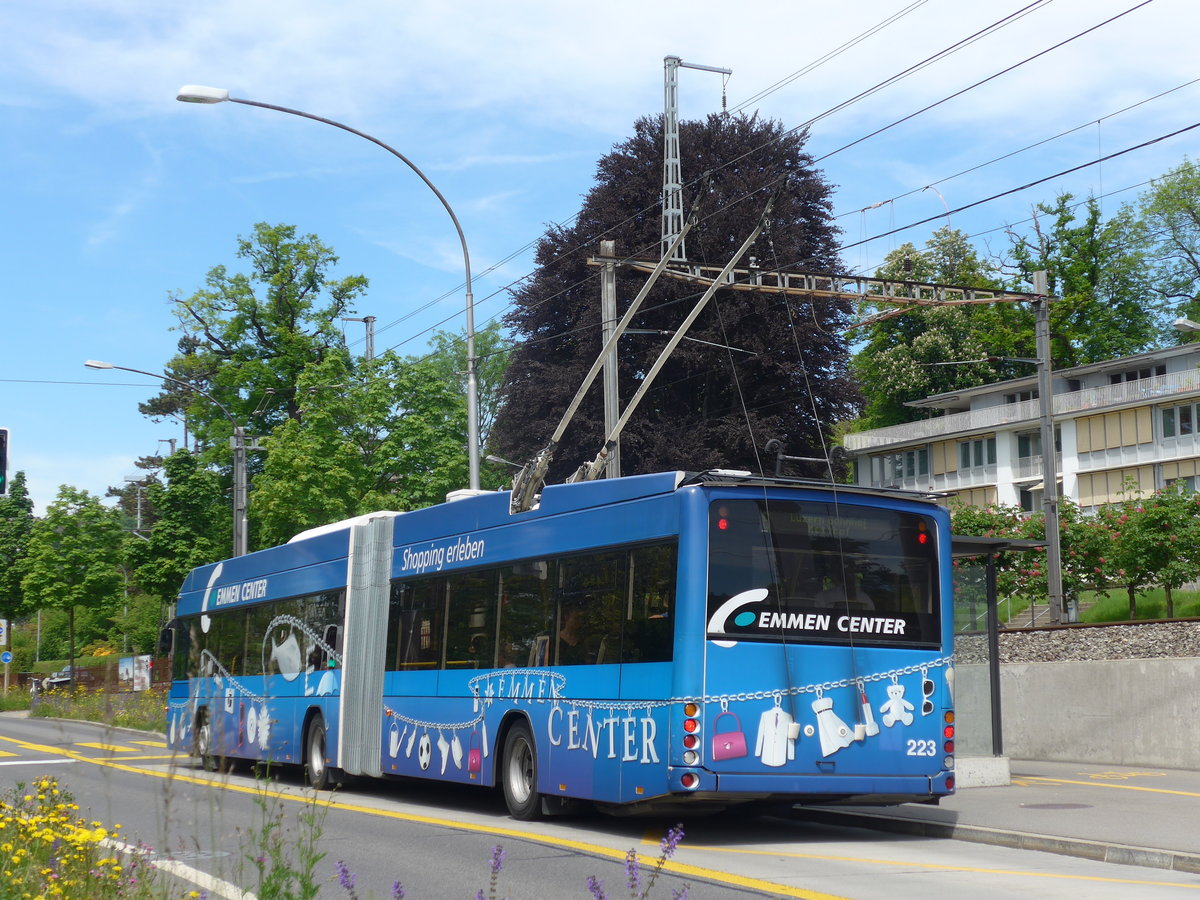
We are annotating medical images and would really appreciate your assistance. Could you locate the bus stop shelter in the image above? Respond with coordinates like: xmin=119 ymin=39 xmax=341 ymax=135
xmin=951 ymin=534 xmax=1046 ymax=782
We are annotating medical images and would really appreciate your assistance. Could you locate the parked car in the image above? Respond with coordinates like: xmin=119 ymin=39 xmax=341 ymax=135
xmin=41 ymin=665 xmax=95 ymax=689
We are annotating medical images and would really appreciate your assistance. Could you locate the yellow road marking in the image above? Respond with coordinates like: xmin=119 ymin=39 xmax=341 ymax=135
xmin=3 ymin=732 xmax=1195 ymax=894
xmin=0 ymin=749 xmax=17 ymax=758
xmin=75 ymin=741 xmax=139 ymax=752
xmin=685 ymin=842 xmax=1200 ymax=890
xmin=0 ymin=733 xmax=843 ymax=899
xmin=132 ymin=740 xmax=167 ymax=748
xmin=1019 ymin=775 xmax=1200 ymax=799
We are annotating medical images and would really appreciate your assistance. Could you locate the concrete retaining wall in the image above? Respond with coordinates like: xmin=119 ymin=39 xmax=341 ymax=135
xmin=958 ymin=658 xmax=1200 ymax=769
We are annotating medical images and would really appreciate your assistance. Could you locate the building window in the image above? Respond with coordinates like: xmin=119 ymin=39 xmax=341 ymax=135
xmin=1017 ymin=428 xmax=1060 ymax=457
xmin=1111 ymin=365 xmax=1166 ymax=385
xmin=1162 ymin=403 xmax=1197 ymax=439
xmin=1018 ymin=487 xmax=1037 ymax=513
xmin=1004 ymin=390 xmax=1038 ymax=405
xmin=958 ymin=437 xmax=996 ymax=471
xmin=870 ymin=448 xmax=928 ymax=484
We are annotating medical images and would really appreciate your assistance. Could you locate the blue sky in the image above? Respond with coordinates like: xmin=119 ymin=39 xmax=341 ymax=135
xmin=2 ymin=0 xmax=1197 ymax=514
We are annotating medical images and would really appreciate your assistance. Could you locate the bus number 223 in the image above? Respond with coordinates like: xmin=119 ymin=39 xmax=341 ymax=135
xmin=906 ymin=739 xmax=937 ymax=756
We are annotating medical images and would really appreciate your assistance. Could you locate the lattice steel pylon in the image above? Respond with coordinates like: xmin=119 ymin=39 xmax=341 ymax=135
xmin=661 ymin=56 xmax=731 ymax=262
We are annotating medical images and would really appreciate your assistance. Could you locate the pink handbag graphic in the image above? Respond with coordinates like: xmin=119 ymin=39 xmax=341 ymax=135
xmin=468 ymin=729 xmax=483 ymax=773
xmin=711 ymin=710 xmax=748 ymax=760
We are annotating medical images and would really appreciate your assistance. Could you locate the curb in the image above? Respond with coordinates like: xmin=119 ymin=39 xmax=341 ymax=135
xmin=3 ymin=708 xmax=167 ymax=742
xmin=800 ymin=808 xmax=1200 ymax=875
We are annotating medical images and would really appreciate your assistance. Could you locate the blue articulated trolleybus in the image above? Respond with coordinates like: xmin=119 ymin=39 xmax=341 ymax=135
xmin=165 ymin=470 xmax=955 ymax=819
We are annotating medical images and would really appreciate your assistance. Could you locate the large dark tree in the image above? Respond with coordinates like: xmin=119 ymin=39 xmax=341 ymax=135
xmin=491 ymin=113 xmax=858 ymax=481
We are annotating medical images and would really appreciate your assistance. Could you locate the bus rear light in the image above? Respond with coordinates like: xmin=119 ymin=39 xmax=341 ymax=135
xmin=945 ymin=774 xmax=955 ymax=791
xmin=683 ymin=703 xmax=699 ymax=717
xmin=943 ymin=724 xmax=955 ymax=739
xmin=943 ymin=710 xmax=955 ymax=724
xmin=682 ymin=750 xmax=698 ymax=766
xmin=944 ymin=740 xmax=954 ymax=754
xmin=682 ymin=734 xmax=698 ymax=750
xmin=680 ymin=772 xmax=699 ymax=789
xmin=683 ymin=718 xmax=699 ymax=734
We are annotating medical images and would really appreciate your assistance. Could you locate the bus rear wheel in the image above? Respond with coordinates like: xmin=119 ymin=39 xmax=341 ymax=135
xmin=501 ymin=721 xmax=541 ymax=820
xmin=305 ymin=717 xmax=334 ymax=790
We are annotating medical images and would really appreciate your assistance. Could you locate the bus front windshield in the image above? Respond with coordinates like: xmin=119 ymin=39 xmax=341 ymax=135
xmin=706 ymin=499 xmax=941 ymax=648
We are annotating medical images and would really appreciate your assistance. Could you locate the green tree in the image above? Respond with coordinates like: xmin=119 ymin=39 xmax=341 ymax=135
xmin=0 ymin=470 xmax=34 ymax=622
xmin=109 ymin=590 xmax=167 ymax=656
xmin=1005 ymin=194 xmax=1156 ymax=368
xmin=492 ymin=112 xmax=857 ymax=481
xmin=143 ymin=222 xmax=368 ymax=477
xmin=21 ymin=487 xmax=125 ymax=680
xmin=425 ymin=322 xmax=511 ymax=448
xmin=251 ymin=350 xmax=471 ymax=545
xmin=852 ymin=227 xmax=1016 ymax=428
xmin=1100 ymin=486 xmax=1200 ymax=618
xmin=1136 ymin=158 xmax=1200 ymax=330
xmin=950 ymin=498 xmax=1115 ymax=620
xmin=128 ymin=450 xmax=229 ymax=604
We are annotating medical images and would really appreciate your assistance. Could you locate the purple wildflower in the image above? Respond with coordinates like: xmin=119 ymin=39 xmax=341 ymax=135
xmin=660 ymin=823 xmax=685 ymax=859
xmin=335 ymin=859 xmax=357 ymax=898
xmin=391 ymin=880 xmax=405 ymax=900
xmin=489 ymin=845 xmax=506 ymax=876
xmin=625 ymin=847 xmax=641 ymax=894
xmin=586 ymin=874 xmax=607 ymax=900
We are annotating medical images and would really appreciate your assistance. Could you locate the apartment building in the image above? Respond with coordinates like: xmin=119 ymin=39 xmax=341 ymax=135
xmin=844 ymin=344 xmax=1200 ymax=513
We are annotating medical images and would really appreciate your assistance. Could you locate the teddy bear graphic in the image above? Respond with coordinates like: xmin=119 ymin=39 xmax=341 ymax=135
xmin=879 ymin=683 xmax=914 ymax=727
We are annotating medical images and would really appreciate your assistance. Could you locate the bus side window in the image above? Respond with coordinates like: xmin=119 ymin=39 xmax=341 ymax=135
xmin=623 ymin=543 xmax=677 ymax=663
xmin=389 ymin=578 xmax=446 ymax=671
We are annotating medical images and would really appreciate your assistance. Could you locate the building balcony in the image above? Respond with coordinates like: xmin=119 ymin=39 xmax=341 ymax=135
xmin=845 ymin=369 xmax=1200 ymax=453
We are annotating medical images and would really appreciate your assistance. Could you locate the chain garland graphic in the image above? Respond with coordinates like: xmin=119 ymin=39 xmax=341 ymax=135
xmin=172 ymin=630 xmax=953 ymax=751
xmin=168 ymin=616 xmax=344 ymax=714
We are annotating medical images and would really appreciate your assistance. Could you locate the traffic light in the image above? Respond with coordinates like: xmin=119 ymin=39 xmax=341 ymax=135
xmin=0 ymin=428 xmax=7 ymax=496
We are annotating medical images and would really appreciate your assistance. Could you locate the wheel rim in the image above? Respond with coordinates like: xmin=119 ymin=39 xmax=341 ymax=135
xmin=197 ymin=722 xmax=210 ymax=758
xmin=507 ymin=736 xmax=533 ymax=804
xmin=309 ymin=728 xmax=326 ymax=782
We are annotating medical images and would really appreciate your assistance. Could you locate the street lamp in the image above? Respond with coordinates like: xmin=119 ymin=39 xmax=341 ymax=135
xmin=1174 ymin=316 xmax=1200 ymax=332
xmin=176 ymin=84 xmax=482 ymax=492
xmin=85 ymin=360 xmax=249 ymax=557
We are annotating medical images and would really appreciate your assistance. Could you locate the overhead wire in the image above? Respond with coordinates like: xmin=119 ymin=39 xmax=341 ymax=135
xmin=839 ymin=75 xmax=1200 ymax=222
xmin=338 ymin=1 xmax=1178 ymax=409
xmin=367 ymin=2 xmax=1063 ymax=359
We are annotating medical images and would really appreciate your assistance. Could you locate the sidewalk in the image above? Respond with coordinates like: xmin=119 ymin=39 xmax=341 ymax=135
xmin=803 ymin=759 xmax=1200 ymax=874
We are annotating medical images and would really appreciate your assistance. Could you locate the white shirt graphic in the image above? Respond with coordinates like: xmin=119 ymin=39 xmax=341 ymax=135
xmin=755 ymin=707 xmax=796 ymax=767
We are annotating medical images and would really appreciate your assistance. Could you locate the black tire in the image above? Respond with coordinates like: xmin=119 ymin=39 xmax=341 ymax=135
xmin=305 ymin=717 xmax=332 ymax=790
xmin=195 ymin=715 xmax=219 ymax=772
xmin=501 ymin=720 xmax=541 ymax=820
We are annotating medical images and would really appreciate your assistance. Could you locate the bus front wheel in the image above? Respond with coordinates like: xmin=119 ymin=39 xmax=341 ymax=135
xmin=501 ymin=721 xmax=541 ymax=820
xmin=305 ymin=717 xmax=333 ymax=790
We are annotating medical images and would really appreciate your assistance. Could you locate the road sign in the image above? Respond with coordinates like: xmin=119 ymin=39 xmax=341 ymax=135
xmin=0 ymin=651 xmax=12 ymax=665
xmin=0 ymin=619 xmax=6 ymax=644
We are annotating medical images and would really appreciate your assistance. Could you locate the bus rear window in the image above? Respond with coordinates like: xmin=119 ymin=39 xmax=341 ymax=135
xmin=706 ymin=499 xmax=940 ymax=647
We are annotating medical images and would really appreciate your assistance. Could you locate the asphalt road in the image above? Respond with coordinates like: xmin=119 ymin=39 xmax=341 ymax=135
xmin=1 ymin=714 xmax=1198 ymax=899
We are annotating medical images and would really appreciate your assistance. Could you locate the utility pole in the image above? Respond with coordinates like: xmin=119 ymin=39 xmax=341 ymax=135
xmin=600 ymin=240 xmax=621 ymax=479
xmin=662 ymin=56 xmax=730 ymax=261
xmin=343 ymin=315 xmax=376 ymax=360
xmin=1033 ymin=270 xmax=1065 ymax=624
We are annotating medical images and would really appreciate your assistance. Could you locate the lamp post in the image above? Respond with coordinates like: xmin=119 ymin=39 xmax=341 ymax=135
xmin=85 ymin=360 xmax=248 ymax=557
xmin=176 ymin=84 xmax=481 ymax=492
